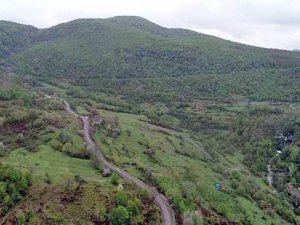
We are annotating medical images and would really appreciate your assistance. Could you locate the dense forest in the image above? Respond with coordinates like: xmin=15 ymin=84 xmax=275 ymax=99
xmin=0 ymin=16 xmax=300 ymax=104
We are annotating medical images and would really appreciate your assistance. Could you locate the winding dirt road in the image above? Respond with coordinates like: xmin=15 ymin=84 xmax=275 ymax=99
xmin=63 ymin=100 xmax=176 ymax=225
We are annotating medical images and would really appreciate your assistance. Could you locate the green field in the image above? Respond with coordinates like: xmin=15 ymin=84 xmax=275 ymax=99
xmin=1 ymin=145 xmax=104 ymax=184
xmin=93 ymin=108 xmax=288 ymax=224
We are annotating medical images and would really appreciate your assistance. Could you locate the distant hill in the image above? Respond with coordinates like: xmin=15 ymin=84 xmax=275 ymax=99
xmin=1 ymin=16 xmax=300 ymax=103
xmin=0 ymin=21 xmax=37 ymax=60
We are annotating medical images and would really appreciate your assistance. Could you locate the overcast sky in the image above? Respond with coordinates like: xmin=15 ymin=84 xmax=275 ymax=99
xmin=1 ymin=0 xmax=299 ymax=50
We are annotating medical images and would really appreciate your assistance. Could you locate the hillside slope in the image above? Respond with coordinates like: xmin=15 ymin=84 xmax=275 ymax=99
xmin=0 ymin=21 xmax=36 ymax=60
xmin=1 ymin=18 xmax=300 ymax=224
xmin=1 ymin=16 xmax=300 ymax=103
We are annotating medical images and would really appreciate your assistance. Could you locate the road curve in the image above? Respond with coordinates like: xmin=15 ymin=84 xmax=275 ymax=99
xmin=63 ymin=100 xmax=176 ymax=225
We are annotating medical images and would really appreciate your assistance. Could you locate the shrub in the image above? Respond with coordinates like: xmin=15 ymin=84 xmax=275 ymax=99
xmin=62 ymin=142 xmax=74 ymax=153
xmin=116 ymin=191 xmax=128 ymax=207
xmin=99 ymin=205 xmax=107 ymax=222
xmin=28 ymin=110 xmax=39 ymax=120
xmin=140 ymin=188 xmax=150 ymax=201
xmin=111 ymin=172 xmax=119 ymax=186
xmin=181 ymin=181 xmax=195 ymax=199
xmin=58 ymin=131 xmax=72 ymax=144
xmin=230 ymin=179 xmax=239 ymax=189
xmin=231 ymin=171 xmax=241 ymax=181
xmin=32 ymin=119 xmax=44 ymax=128
xmin=109 ymin=206 xmax=129 ymax=225
xmin=236 ymin=184 xmax=246 ymax=196
xmin=74 ymin=174 xmax=86 ymax=184
xmin=173 ymin=195 xmax=192 ymax=213
xmin=16 ymin=133 xmax=25 ymax=144
xmin=127 ymin=199 xmax=140 ymax=216
xmin=4 ymin=195 xmax=13 ymax=207
xmin=16 ymin=210 xmax=26 ymax=225
xmin=0 ymin=166 xmax=31 ymax=210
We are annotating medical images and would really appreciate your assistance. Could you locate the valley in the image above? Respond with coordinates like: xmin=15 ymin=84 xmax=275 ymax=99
xmin=0 ymin=16 xmax=300 ymax=225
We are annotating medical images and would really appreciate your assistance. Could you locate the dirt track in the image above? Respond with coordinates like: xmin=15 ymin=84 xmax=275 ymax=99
xmin=63 ymin=100 xmax=176 ymax=225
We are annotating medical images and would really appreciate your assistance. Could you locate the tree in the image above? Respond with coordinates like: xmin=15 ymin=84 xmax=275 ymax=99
xmin=116 ymin=191 xmax=128 ymax=206
xmin=58 ymin=131 xmax=72 ymax=144
xmin=140 ymin=188 xmax=150 ymax=201
xmin=4 ymin=194 xmax=13 ymax=207
xmin=127 ymin=199 xmax=140 ymax=216
xmin=230 ymin=179 xmax=239 ymax=189
xmin=63 ymin=142 xmax=74 ymax=153
xmin=109 ymin=206 xmax=129 ymax=225
xmin=111 ymin=172 xmax=119 ymax=185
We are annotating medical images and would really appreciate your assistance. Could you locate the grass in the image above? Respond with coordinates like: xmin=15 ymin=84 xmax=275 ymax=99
xmin=0 ymin=75 xmax=162 ymax=225
xmin=75 ymin=106 xmax=89 ymax=115
xmin=1 ymin=76 xmax=296 ymax=223
xmin=0 ymin=143 xmax=162 ymax=224
xmin=1 ymin=145 xmax=105 ymax=184
xmin=92 ymin=107 xmax=290 ymax=223
xmin=236 ymin=196 xmax=280 ymax=225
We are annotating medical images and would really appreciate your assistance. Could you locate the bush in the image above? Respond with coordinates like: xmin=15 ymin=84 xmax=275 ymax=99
xmin=99 ymin=205 xmax=107 ymax=222
xmin=236 ymin=184 xmax=246 ymax=196
xmin=16 ymin=210 xmax=26 ymax=225
xmin=109 ymin=206 xmax=129 ymax=225
xmin=230 ymin=179 xmax=239 ymax=189
xmin=0 ymin=165 xmax=31 ymax=213
xmin=74 ymin=174 xmax=86 ymax=184
xmin=127 ymin=199 xmax=140 ymax=216
xmin=173 ymin=195 xmax=192 ymax=213
xmin=62 ymin=142 xmax=74 ymax=153
xmin=111 ymin=172 xmax=119 ymax=185
xmin=58 ymin=131 xmax=72 ymax=144
xmin=16 ymin=133 xmax=25 ymax=144
xmin=140 ymin=188 xmax=150 ymax=201
xmin=116 ymin=191 xmax=128 ymax=207
xmin=32 ymin=119 xmax=44 ymax=128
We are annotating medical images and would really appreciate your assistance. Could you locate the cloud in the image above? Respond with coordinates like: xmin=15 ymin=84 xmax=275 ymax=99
xmin=0 ymin=0 xmax=299 ymax=49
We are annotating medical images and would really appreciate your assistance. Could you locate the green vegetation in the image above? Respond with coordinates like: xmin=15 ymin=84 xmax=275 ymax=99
xmin=0 ymin=17 xmax=300 ymax=106
xmin=1 ymin=16 xmax=300 ymax=224
xmin=90 ymin=99 xmax=299 ymax=224
xmin=2 ymin=147 xmax=102 ymax=183
xmin=111 ymin=172 xmax=120 ymax=185
xmin=0 ymin=165 xmax=31 ymax=215
xmin=0 ymin=74 xmax=160 ymax=224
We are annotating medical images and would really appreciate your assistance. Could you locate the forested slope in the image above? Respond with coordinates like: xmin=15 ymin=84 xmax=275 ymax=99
xmin=0 ymin=16 xmax=299 ymax=103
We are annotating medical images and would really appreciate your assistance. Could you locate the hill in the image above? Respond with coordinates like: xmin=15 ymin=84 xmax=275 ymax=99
xmin=0 ymin=21 xmax=36 ymax=60
xmin=0 ymin=16 xmax=300 ymax=104
xmin=1 ymin=16 xmax=300 ymax=224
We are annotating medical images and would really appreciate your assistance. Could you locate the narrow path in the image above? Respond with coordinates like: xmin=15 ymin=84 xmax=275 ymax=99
xmin=63 ymin=100 xmax=176 ymax=225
